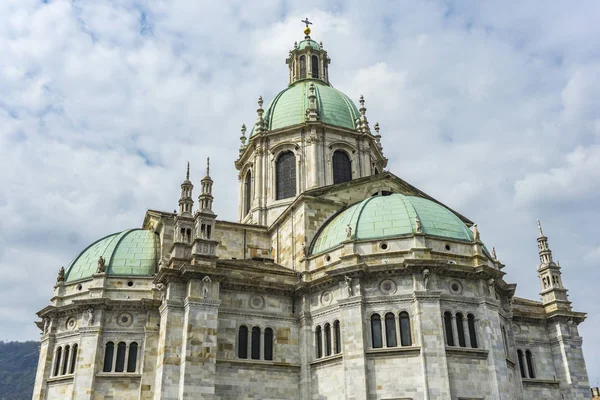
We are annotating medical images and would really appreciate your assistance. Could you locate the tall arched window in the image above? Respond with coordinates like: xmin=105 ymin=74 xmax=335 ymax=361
xmin=115 ymin=342 xmax=126 ymax=372
xmin=456 ymin=313 xmax=466 ymax=347
xmin=517 ymin=349 xmax=526 ymax=378
xmin=264 ymin=328 xmax=273 ymax=361
xmin=371 ymin=314 xmax=383 ymax=348
xmin=332 ymin=151 xmax=352 ymax=184
xmin=311 ymin=55 xmax=319 ymax=78
xmin=324 ymin=323 xmax=332 ymax=356
xmin=468 ymin=314 xmax=478 ymax=348
xmin=385 ymin=313 xmax=397 ymax=347
xmin=103 ymin=342 xmax=114 ymax=372
xmin=251 ymin=327 xmax=261 ymax=360
xmin=276 ymin=152 xmax=296 ymax=200
xmin=62 ymin=345 xmax=70 ymax=375
xmin=238 ymin=326 xmax=248 ymax=359
xmin=444 ymin=312 xmax=454 ymax=346
xmin=315 ymin=326 xmax=323 ymax=358
xmin=244 ymin=171 xmax=252 ymax=216
xmin=299 ymin=56 xmax=306 ymax=78
xmin=526 ymin=350 xmax=535 ymax=378
xmin=399 ymin=312 xmax=412 ymax=346
xmin=127 ymin=342 xmax=138 ymax=372
xmin=333 ymin=320 xmax=341 ymax=354
xmin=69 ymin=344 xmax=78 ymax=374
xmin=53 ymin=347 xmax=62 ymax=377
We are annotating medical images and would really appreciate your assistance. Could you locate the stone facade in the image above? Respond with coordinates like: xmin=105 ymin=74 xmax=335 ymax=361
xmin=32 ymin=27 xmax=591 ymax=400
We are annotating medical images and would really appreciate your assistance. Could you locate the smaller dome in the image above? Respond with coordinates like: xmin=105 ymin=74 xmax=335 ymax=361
xmin=65 ymin=229 xmax=159 ymax=282
xmin=311 ymin=194 xmax=474 ymax=255
xmin=297 ymin=39 xmax=320 ymax=50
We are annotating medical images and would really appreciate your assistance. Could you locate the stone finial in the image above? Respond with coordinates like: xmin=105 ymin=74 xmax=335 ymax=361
xmin=294 ymin=41 xmax=298 ymax=49
xmin=537 ymin=219 xmax=544 ymax=237
xmin=359 ymin=95 xmax=366 ymax=114
xmin=206 ymin=157 xmax=210 ymax=177
xmin=56 ymin=267 xmax=65 ymax=283
xmin=319 ymin=41 xmax=323 ymax=49
xmin=415 ymin=215 xmax=422 ymax=233
xmin=258 ymin=95 xmax=263 ymax=109
xmin=255 ymin=96 xmax=265 ymax=133
xmin=186 ymin=161 xmax=190 ymax=181
xmin=96 ymin=256 xmax=105 ymax=274
xmin=374 ymin=122 xmax=380 ymax=135
xmin=240 ymin=124 xmax=247 ymax=148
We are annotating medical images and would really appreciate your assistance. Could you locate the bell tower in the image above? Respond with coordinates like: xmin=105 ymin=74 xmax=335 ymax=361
xmin=537 ymin=219 xmax=571 ymax=312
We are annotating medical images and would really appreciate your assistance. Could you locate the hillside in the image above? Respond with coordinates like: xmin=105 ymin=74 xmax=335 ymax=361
xmin=0 ymin=341 xmax=38 ymax=400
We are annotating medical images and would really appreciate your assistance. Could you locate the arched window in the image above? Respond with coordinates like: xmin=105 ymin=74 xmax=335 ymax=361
xmin=324 ymin=323 xmax=332 ymax=356
xmin=517 ymin=349 xmax=526 ymax=378
xmin=238 ymin=326 xmax=248 ymax=359
xmin=371 ymin=314 xmax=383 ymax=348
xmin=53 ymin=347 xmax=62 ymax=377
xmin=115 ymin=342 xmax=126 ymax=372
xmin=399 ymin=312 xmax=412 ymax=346
xmin=103 ymin=342 xmax=114 ymax=372
xmin=501 ymin=327 xmax=509 ymax=357
xmin=276 ymin=152 xmax=296 ymax=200
xmin=244 ymin=171 xmax=252 ymax=216
xmin=264 ymin=328 xmax=273 ymax=361
xmin=385 ymin=313 xmax=397 ymax=347
xmin=444 ymin=312 xmax=454 ymax=346
xmin=526 ymin=350 xmax=535 ymax=378
xmin=299 ymin=56 xmax=306 ymax=79
xmin=62 ymin=345 xmax=70 ymax=375
xmin=251 ymin=327 xmax=261 ymax=360
xmin=311 ymin=55 xmax=319 ymax=78
xmin=70 ymin=344 xmax=78 ymax=374
xmin=333 ymin=320 xmax=341 ymax=354
xmin=315 ymin=326 xmax=323 ymax=358
xmin=127 ymin=342 xmax=138 ymax=372
xmin=332 ymin=151 xmax=352 ymax=184
xmin=456 ymin=313 xmax=466 ymax=347
xmin=468 ymin=314 xmax=478 ymax=348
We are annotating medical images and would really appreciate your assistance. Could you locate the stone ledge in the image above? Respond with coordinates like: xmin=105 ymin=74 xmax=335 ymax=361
xmin=217 ymin=358 xmax=301 ymax=370
xmin=96 ymin=373 xmax=142 ymax=379
xmin=366 ymin=346 xmax=421 ymax=358
xmin=47 ymin=375 xmax=74 ymax=384
xmin=505 ymin=357 xmax=516 ymax=368
xmin=445 ymin=347 xmax=489 ymax=359
xmin=522 ymin=378 xmax=560 ymax=386
xmin=309 ymin=353 xmax=343 ymax=367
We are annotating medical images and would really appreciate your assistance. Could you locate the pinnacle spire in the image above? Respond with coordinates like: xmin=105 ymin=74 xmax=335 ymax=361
xmin=206 ymin=157 xmax=210 ymax=177
xmin=186 ymin=161 xmax=190 ymax=181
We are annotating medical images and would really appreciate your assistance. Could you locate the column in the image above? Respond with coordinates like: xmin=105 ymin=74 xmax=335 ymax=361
xmin=298 ymin=297 xmax=313 ymax=400
xmin=451 ymin=315 xmax=460 ymax=347
xmin=311 ymin=134 xmax=319 ymax=188
xmin=463 ymin=317 xmax=471 ymax=348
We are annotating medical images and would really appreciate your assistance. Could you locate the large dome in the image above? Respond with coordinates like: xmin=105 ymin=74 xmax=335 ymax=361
xmin=64 ymin=229 xmax=159 ymax=282
xmin=254 ymin=79 xmax=360 ymax=134
xmin=310 ymin=194 xmax=474 ymax=255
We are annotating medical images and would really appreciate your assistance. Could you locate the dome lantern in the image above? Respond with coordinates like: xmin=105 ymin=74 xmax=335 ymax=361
xmin=286 ymin=19 xmax=331 ymax=86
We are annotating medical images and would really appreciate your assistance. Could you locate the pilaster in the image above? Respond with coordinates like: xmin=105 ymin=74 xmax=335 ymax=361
xmin=70 ymin=323 xmax=102 ymax=400
xmin=32 ymin=334 xmax=56 ymax=400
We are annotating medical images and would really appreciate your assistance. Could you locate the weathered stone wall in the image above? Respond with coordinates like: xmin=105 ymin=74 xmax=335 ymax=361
xmin=214 ymin=221 xmax=271 ymax=260
xmin=310 ymin=361 xmax=345 ymax=399
xmin=366 ymin=354 xmax=422 ymax=399
xmin=214 ymin=362 xmax=300 ymax=399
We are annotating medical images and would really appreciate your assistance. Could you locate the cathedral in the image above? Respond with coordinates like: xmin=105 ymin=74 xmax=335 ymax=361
xmin=32 ymin=24 xmax=591 ymax=400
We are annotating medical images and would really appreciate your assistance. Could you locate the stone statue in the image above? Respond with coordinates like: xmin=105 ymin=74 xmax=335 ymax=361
xmin=96 ymin=256 xmax=106 ymax=274
xmin=473 ymin=224 xmax=480 ymax=242
xmin=43 ymin=317 xmax=50 ymax=334
xmin=492 ymin=247 xmax=497 ymax=260
xmin=487 ymin=278 xmax=495 ymax=297
xmin=344 ymin=275 xmax=353 ymax=297
xmin=423 ymin=269 xmax=430 ymax=290
xmin=87 ymin=308 xmax=95 ymax=325
xmin=202 ymin=276 xmax=212 ymax=298
xmin=56 ymin=267 xmax=65 ymax=283
xmin=345 ymin=224 xmax=352 ymax=240
xmin=415 ymin=216 xmax=422 ymax=234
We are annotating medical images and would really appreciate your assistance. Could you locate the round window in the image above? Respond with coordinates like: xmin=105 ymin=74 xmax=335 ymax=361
xmin=117 ymin=312 xmax=134 ymax=327
xmin=379 ymin=279 xmax=397 ymax=295
xmin=449 ymin=280 xmax=463 ymax=295
xmin=380 ymin=242 xmax=389 ymax=251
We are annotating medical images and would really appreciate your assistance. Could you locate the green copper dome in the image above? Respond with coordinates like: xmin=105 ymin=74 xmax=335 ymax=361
xmin=64 ymin=229 xmax=159 ymax=282
xmin=311 ymin=194 xmax=474 ymax=255
xmin=253 ymin=80 xmax=359 ymax=134
xmin=297 ymin=39 xmax=320 ymax=50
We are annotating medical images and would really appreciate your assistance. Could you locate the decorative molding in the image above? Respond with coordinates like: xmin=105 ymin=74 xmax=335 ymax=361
xmin=445 ymin=347 xmax=489 ymax=359
xmin=365 ymin=346 xmax=421 ymax=358
xmin=309 ymin=353 xmax=343 ymax=367
xmin=216 ymin=358 xmax=301 ymax=370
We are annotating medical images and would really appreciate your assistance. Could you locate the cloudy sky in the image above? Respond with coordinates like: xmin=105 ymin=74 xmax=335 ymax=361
xmin=1 ymin=0 xmax=599 ymax=384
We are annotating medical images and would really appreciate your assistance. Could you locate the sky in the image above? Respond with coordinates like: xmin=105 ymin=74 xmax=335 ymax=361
xmin=1 ymin=0 xmax=599 ymax=385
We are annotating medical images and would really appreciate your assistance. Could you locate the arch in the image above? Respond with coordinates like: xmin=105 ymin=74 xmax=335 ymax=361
xmin=238 ymin=326 xmax=248 ymax=359
xmin=69 ymin=344 xmax=78 ymax=374
xmin=300 ymin=56 xmax=306 ymax=79
xmin=103 ymin=342 xmax=114 ymax=372
xmin=444 ymin=311 xmax=454 ymax=346
xmin=468 ymin=314 xmax=478 ymax=348
xmin=127 ymin=342 xmax=138 ymax=372
xmin=399 ymin=312 xmax=412 ymax=346
xmin=251 ymin=327 xmax=261 ymax=360
xmin=315 ymin=326 xmax=323 ymax=358
xmin=264 ymin=328 xmax=274 ymax=361
xmin=371 ymin=314 xmax=383 ymax=348
xmin=526 ymin=350 xmax=535 ymax=378
xmin=456 ymin=313 xmax=466 ymax=347
xmin=517 ymin=349 xmax=526 ymax=378
xmin=385 ymin=313 xmax=397 ymax=347
xmin=332 ymin=150 xmax=352 ymax=184
xmin=62 ymin=345 xmax=70 ymax=375
xmin=115 ymin=342 xmax=126 ymax=372
xmin=311 ymin=55 xmax=319 ymax=78
xmin=276 ymin=151 xmax=296 ymax=200
xmin=333 ymin=320 xmax=341 ymax=354
xmin=244 ymin=170 xmax=252 ymax=216
xmin=324 ymin=323 xmax=332 ymax=356
xmin=53 ymin=346 xmax=62 ymax=377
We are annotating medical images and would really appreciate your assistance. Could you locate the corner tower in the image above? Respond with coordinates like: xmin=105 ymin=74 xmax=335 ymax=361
xmin=236 ymin=21 xmax=388 ymax=226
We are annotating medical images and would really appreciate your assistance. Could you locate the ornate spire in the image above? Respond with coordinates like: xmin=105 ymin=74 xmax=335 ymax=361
xmin=356 ymin=95 xmax=370 ymax=134
xmin=206 ymin=157 xmax=210 ymax=177
xmin=186 ymin=161 xmax=190 ymax=181
xmin=198 ymin=157 xmax=214 ymax=214
xmin=536 ymin=220 xmax=570 ymax=310
xmin=301 ymin=17 xmax=312 ymax=39
xmin=178 ymin=162 xmax=194 ymax=216
xmin=537 ymin=219 xmax=544 ymax=237
xmin=254 ymin=96 xmax=265 ymax=134
xmin=537 ymin=219 xmax=554 ymax=266
xmin=306 ymin=82 xmax=318 ymax=121
xmin=239 ymin=124 xmax=247 ymax=152
xmin=374 ymin=122 xmax=382 ymax=149
xmin=286 ymin=19 xmax=331 ymax=86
